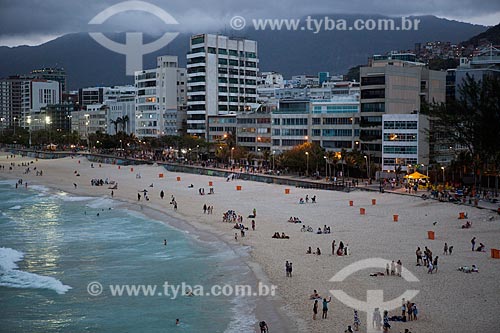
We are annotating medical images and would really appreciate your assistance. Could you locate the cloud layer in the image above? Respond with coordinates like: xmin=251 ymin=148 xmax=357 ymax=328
xmin=0 ymin=0 xmax=498 ymax=46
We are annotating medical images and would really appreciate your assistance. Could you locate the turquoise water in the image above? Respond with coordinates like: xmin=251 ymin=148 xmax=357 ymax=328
xmin=0 ymin=181 xmax=255 ymax=332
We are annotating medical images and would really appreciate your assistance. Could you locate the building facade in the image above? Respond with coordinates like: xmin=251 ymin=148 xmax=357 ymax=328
xmin=186 ymin=34 xmax=259 ymax=139
xmin=359 ymin=56 xmax=445 ymax=167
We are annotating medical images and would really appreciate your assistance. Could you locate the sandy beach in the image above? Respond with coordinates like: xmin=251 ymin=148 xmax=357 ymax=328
xmin=2 ymin=153 xmax=500 ymax=332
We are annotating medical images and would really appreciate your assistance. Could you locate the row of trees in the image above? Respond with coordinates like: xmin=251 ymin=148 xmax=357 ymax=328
xmin=424 ymin=74 xmax=500 ymax=186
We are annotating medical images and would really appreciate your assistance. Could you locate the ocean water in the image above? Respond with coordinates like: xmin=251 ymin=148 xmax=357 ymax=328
xmin=0 ymin=180 xmax=255 ymax=332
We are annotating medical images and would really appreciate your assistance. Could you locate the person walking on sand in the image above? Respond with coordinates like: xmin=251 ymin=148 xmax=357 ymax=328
xmin=444 ymin=242 xmax=448 ymax=255
xmin=471 ymin=237 xmax=476 ymax=251
xmin=322 ymin=296 xmax=331 ymax=319
xmin=332 ymin=240 xmax=336 ymax=255
xmin=253 ymin=208 xmax=257 ymax=217
xmin=383 ymin=310 xmax=391 ymax=332
xmin=160 ymin=190 xmax=164 ymax=199
xmin=313 ymin=299 xmax=319 ymax=320
xmin=203 ymin=204 xmax=207 ymax=214
xmin=433 ymin=256 xmax=439 ymax=273
xmin=353 ymin=310 xmax=361 ymax=331
xmin=285 ymin=261 xmax=290 ymax=277
xmin=252 ymin=219 xmax=255 ymax=231
xmin=288 ymin=262 xmax=293 ymax=277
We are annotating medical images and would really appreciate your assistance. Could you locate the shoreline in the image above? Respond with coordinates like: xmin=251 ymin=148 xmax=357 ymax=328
xmin=0 ymin=153 xmax=295 ymax=332
xmin=2 ymin=153 xmax=500 ymax=332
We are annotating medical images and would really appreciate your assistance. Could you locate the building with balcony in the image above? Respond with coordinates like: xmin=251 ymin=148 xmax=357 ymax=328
xmin=381 ymin=113 xmax=429 ymax=172
xmin=186 ymin=34 xmax=259 ymax=139
xmin=359 ymin=56 xmax=445 ymax=166
xmin=310 ymin=95 xmax=360 ymax=152
xmin=235 ymin=107 xmax=272 ymax=153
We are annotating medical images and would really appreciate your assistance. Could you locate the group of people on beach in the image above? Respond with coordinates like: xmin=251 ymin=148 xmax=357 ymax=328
xmin=299 ymin=194 xmax=317 ymax=204
xmin=386 ymin=260 xmax=404 ymax=276
xmin=272 ymin=231 xmax=290 ymax=239
xmin=416 ymin=246 xmax=439 ymax=273
xmin=203 ymin=204 xmax=214 ymax=214
xmin=332 ymin=240 xmax=349 ymax=256
xmin=306 ymin=246 xmax=321 ymax=255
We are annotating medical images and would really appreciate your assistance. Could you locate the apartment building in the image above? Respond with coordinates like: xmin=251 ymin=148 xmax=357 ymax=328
xmin=186 ymin=34 xmax=259 ymax=139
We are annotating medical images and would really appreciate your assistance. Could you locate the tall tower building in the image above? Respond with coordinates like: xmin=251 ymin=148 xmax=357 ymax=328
xmin=186 ymin=34 xmax=259 ymax=140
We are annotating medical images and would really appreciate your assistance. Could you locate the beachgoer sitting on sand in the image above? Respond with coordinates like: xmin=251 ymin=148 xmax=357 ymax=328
xmin=462 ymin=221 xmax=472 ymax=229
xmin=315 ymin=248 xmax=321 ymax=255
xmin=301 ymin=225 xmax=307 ymax=232
xmin=337 ymin=247 xmax=344 ymax=256
xmin=312 ymin=195 xmax=316 ymax=203
xmin=299 ymin=198 xmax=305 ymax=204
xmin=188 ymin=184 xmax=194 ymax=188
xmin=306 ymin=246 xmax=312 ymax=254
xmin=476 ymin=243 xmax=485 ymax=252
xmin=369 ymin=272 xmax=385 ymax=276
xmin=281 ymin=232 xmax=288 ymax=239
xmin=458 ymin=265 xmax=479 ymax=273
xmin=317 ymin=228 xmax=323 ymax=234
xmin=289 ymin=217 xmax=294 ymax=223
xmin=272 ymin=232 xmax=281 ymax=239
xmin=310 ymin=290 xmax=321 ymax=299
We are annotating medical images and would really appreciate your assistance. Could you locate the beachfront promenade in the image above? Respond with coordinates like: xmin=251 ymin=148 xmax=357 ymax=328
xmin=12 ymin=149 xmax=500 ymax=214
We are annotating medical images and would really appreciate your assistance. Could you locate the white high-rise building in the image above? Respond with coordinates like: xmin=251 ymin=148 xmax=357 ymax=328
xmin=186 ymin=34 xmax=259 ymax=139
xmin=156 ymin=56 xmax=187 ymax=136
xmin=135 ymin=69 xmax=159 ymax=138
xmin=134 ymin=56 xmax=187 ymax=138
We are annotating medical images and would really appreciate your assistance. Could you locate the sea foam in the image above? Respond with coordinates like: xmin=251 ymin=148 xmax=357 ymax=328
xmin=0 ymin=247 xmax=72 ymax=294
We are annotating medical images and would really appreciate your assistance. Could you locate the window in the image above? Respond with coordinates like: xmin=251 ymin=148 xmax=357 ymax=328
xmin=361 ymin=76 xmax=385 ymax=86
xmin=361 ymin=89 xmax=385 ymax=99
xmin=191 ymin=36 xmax=204 ymax=45
xmin=383 ymin=146 xmax=417 ymax=154
xmin=361 ymin=102 xmax=385 ymax=113
xmin=321 ymin=129 xmax=352 ymax=137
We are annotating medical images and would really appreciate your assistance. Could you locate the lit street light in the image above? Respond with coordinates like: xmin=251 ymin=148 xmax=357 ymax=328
xmin=324 ymin=156 xmax=328 ymax=179
xmin=231 ymin=147 xmax=234 ymax=165
xmin=272 ymin=150 xmax=275 ymax=172
xmin=45 ymin=116 xmax=51 ymax=144
xmin=441 ymin=166 xmax=445 ymax=184
xmin=305 ymin=151 xmax=309 ymax=177
xmin=364 ymin=155 xmax=371 ymax=179
xmin=27 ymin=116 xmax=32 ymax=148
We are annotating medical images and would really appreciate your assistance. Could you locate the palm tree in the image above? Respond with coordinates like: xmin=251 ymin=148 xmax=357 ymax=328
xmin=122 ymin=115 xmax=130 ymax=133
xmin=116 ymin=117 xmax=123 ymax=133
xmin=110 ymin=119 xmax=119 ymax=134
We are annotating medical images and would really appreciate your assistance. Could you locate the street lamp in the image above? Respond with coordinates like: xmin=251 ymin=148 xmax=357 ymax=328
xmin=13 ymin=117 xmax=17 ymax=136
xmin=27 ymin=116 xmax=32 ymax=148
xmin=119 ymin=139 xmax=123 ymax=150
xmin=231 ymin=147 xmax=234 ymax=165
xmin=364 ymin=155 xmax=371 ymax=181
xmin=421 ymin=163 xmax=428 ymax=177
xmin=441 ymin=166 xmax=445 ymax=184
xmin=84 ymin=114 xmax=90 ymax=150
xmin=45 ymin=116 xmax=51 ymax=144
xmin=305 ymin=151 xmax=309 ymax=176
xmin=324 ymin=156 xmax=328 ymax=179
xmin=0 ymin=117 xmax=4 ymax=136
xmin=272 ymin=150 xmax=275 ymax=171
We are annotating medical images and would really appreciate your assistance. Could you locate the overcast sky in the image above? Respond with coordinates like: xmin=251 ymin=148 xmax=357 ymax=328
xmin=0 ymin=0 xmax=499 ymax=46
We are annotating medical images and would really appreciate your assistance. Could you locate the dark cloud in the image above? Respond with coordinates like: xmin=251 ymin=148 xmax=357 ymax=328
xmin=0 ymin=0 xmax=498 ymax=45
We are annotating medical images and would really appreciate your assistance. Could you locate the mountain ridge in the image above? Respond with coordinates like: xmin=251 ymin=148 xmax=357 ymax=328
xmin=0 ymin=14 xmax=489 ymax=89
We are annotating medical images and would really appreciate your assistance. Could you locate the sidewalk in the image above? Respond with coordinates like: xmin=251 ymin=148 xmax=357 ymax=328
xmin=357 ymin=184 xmax=500 ymax=213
